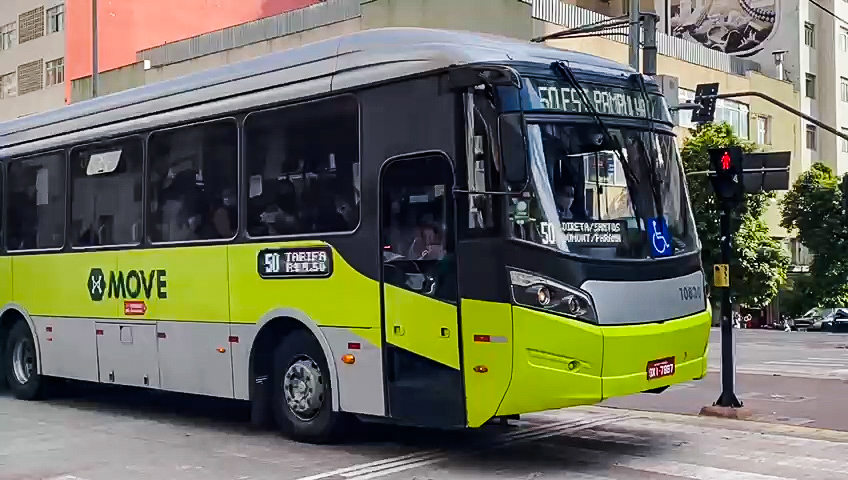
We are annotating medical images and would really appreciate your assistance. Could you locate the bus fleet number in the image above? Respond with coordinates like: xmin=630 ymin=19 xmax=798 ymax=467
xmin=678 ymin=285 xmax=702 ymax=302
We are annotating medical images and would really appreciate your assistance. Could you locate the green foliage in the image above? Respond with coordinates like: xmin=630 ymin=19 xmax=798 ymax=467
xmin=681 ymin=122 xmax=789 ymax=308
xmin=780 ymin=163 xmax=848 ymax=312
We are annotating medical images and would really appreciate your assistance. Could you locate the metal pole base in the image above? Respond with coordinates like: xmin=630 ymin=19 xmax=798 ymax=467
xmin=714 ymin=391 xmax=743 ymax=408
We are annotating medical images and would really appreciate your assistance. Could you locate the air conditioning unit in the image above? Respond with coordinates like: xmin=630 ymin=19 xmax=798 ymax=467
xmin=656 ymin=74 xmax=680 ymax=126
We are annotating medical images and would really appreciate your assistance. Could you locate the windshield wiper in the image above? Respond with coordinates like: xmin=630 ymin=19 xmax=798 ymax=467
xmin=631 ymin=73 xmax=665 ymax=218
xmin=550 ymin=61 xmax=639 ymax=188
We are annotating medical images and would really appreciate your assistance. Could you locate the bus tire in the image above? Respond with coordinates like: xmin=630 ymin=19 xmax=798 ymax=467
xmin=3 ymin=321 xmax=45 ymax=400
xmin=271 ymin=329 xmax=347 ymax=443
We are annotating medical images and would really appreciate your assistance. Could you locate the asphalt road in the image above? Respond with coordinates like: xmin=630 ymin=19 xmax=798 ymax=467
xmin=2 ymin=328 xmax=848 ymax=479
xmin=604 ymin=328 xmax=848 ymax=430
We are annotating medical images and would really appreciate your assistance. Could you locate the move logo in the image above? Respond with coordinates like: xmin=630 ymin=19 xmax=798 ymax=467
xmin=88 ymin=268 xmax=167 ymax=302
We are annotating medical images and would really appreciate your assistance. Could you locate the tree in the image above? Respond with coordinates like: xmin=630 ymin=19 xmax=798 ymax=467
xmin=681 ymin=122 xmax=789 ymax=308
xmin=780 ymin=163 xmax=848 ymax=313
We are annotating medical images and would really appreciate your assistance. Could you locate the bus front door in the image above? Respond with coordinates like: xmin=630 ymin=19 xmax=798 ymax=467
xmin=379 ymin=153 xmax=466 ymax=428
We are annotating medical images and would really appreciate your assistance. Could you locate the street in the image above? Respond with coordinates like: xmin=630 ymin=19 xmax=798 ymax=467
xmin=2 ymin=328 xmax=847 ymax=479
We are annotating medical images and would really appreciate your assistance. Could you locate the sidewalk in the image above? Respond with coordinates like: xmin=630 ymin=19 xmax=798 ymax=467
xmin=602 ymin=372 xmax=848 ymax=431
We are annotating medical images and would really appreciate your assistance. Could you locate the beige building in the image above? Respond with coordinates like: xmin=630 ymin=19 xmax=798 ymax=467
xmin=0 ymin=0 xmax=66 ymax=120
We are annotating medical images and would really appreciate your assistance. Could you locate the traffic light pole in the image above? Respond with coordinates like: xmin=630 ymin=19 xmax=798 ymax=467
xmin=715 ymin=205 xmax=742 ymax=408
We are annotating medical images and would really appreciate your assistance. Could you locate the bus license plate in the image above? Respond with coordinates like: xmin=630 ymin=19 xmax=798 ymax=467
xmin=647 ymin=357 xmax=675 ymax=380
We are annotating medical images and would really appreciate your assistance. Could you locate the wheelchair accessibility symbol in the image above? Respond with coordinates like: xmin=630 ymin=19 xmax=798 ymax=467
xmin=648 ymin=217 xmax=672 ymax=258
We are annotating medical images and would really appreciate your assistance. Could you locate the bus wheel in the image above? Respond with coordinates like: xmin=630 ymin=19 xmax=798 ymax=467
xmin=271 ymin=329 xmax=346 ymax=443
xmin=4 ymin=321 xmax=44 ymax=400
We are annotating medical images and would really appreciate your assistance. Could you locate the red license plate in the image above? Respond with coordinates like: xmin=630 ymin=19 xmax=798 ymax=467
xmin=646 ymin=357 xmax=675 ymax=380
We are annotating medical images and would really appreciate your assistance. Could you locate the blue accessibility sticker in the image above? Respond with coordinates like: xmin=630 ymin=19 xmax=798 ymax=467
xmin=648 ymin=216 xmax=673 ymax=258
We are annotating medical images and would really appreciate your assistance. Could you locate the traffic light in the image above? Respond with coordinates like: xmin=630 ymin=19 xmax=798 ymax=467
xmin=708 ymin=147 xmax=745 ymax=206
xmin=692 ymin=83 xmax=719 ymax=124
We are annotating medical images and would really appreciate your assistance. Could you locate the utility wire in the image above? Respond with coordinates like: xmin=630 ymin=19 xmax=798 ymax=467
xmin=809 ymin=0 xmax=848 ymax=28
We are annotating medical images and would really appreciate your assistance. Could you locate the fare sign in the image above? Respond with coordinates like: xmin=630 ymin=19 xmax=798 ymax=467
xmin=258 ymin=246 xmax=334 ymax=279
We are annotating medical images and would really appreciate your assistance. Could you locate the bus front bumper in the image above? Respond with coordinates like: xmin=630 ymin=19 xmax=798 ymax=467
xmin=494 ymin=306 xmax=711 ymax=418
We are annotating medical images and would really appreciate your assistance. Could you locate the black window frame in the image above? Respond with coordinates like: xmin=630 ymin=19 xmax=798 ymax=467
xmin=145 ymin=116 xmax=241 ymax=246
xmin=242 ymin=93 xmax=362 ymax=240
xmin=68 ymin=134 xmax=145 ymax=250
xmin=4 ymin=148 xmax=68 ymax=253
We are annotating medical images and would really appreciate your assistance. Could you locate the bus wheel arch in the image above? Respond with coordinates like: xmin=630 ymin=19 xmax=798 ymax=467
xmin=0 ymin=306 xmax=41 ymax=376
xmin=248 ymin=311 xmax=341 ymax=430
xmin=0 ymin=307 xmax=44 ymax=399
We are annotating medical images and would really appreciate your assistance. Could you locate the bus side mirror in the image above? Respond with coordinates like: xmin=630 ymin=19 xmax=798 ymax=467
xmin=499 ymin=114 xmax=528 ymax=188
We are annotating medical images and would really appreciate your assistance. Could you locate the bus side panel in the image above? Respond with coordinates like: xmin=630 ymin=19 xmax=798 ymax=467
xmin=228 ymin=240 xmax=385 ymax=415
xmin=116 ymin=245 xmax=234 ymax=397
xmin=460 ymin=299 xmax=512 ymax=428
xmin=12 ymin=252 xmax=118 ymax=382
xmin=0 ymin=257 xmax=10 ymax=306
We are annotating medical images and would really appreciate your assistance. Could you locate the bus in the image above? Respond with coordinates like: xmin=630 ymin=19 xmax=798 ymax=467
xmin=0 ymin=27 xmax=711 ymax=443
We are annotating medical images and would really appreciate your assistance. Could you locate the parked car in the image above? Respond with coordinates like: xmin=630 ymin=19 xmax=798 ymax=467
xmin=813 ymin=308 xmax=848 ymax=332
xmin=788 ymin=308 xmax=837 ymax=330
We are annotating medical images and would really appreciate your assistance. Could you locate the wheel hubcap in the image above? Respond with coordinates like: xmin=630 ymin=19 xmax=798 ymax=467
xmin=12 ymin=337 xmax=34 ymax=385
xmin=283 ymin=356 xmax=324 ymax=421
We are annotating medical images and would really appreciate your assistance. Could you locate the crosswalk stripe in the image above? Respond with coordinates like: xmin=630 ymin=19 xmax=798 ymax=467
xmin=615 ymin=456 xmax=792 ymax=480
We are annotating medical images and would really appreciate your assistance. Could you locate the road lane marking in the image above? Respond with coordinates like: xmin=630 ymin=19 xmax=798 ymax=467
xmin=293 ymin=415 xmax=619 ymax=480
xmin=615 ymin=456 xmax=793 ymax=480
xmin=295 ymin=412 xmax=632 ymax=480
xmin=341 ymin=413 xmax=633 ymax=480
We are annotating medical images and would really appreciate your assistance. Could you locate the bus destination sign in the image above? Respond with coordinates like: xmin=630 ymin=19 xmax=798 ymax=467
xmin=258 ymin=246 xmax=334 ymax=279
xmin=540 ymin=220 xmax=626 ymax=247
xmin=527 ymin=78 xmax=669 ymax=122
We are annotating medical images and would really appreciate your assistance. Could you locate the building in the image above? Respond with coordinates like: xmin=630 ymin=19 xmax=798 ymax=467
xmin=64 ymin=0 xmax=323 ymax=103
xmin=0 ymin=0 xmax=67 ymax=119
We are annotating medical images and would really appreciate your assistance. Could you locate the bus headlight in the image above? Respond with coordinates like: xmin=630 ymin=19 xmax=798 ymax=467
xmin=508 ymin=270 xmax=598 ymax=324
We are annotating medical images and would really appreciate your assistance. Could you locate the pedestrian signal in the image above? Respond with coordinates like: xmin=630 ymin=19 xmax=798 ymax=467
xmin=708 ymin=147 xmax=745 ymax=206
xmin=720 ymin=152 xmax=731 ymax=170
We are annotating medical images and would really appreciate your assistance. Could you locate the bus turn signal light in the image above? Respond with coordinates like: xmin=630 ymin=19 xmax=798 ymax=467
xmin=342 ymin=354 xmax=356 ymax=365
xmin=473 ymin=365 xmax=488 ymax=373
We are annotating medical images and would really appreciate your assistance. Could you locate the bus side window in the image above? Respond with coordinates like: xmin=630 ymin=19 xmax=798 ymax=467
xmin=7 ymin=151 xmax=65 ymax=251
xmin=69 ymin=136 xmax=143 ymax=247
xmin=244 ymin=96 xmax=360 ymax=237
xmin=147 ymin=119 xmax=239 ymax=243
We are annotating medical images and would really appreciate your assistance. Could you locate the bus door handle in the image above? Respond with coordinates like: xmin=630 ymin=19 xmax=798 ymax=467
xmin=440 ymin=327 xmax=450 ymax=338
xmin=393 ymin=325 xmax=405 ymax=336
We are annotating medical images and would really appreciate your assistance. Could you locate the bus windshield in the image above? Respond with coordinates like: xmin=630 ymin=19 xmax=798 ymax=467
xmin=510 ymin=121 xmax=698 ymax=260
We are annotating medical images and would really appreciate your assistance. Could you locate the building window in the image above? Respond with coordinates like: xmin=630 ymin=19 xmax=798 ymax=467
xmin=756 ymin=115 xmax=771 ymax=145
xmin=45 ymin=58 xmax=64 ymax=86
xmin=842 ymin=128 xmax=848 ymax=153
xmin=806 ymin=125 xmax=817 ymax=151
xmin=17 ymin=60 xmax=43 ymax=95
xmin=0 ymin=22 xmax=15 ymax=50
xmin=842 ymin=28 xmax=848 ymax=51
xmin=6 ymin=152 xmax=66 ymax=250
xmin=805 ymin=22 xmax=815 ymax=47
xmin=18 ymin=7 xmax=44 ymax=44
xmin=678 ymin=88 xmax=749 ymax=137
xmin=244 ymin=96 xmax=361 ymax=237
xmin=70 ymin=137 xmax=143 ymax=247
xmin=47 ymin=4 xmax=64 ymax=34
xmin=148 ymin=119 xmax=239 ymax=243
xmin=677 ymin=89 xmax=696 ymax=128
xmin=0 ymin=72 xmax=16 ymax=99
xmin=805 ymin=73 xmax=816 ymax=99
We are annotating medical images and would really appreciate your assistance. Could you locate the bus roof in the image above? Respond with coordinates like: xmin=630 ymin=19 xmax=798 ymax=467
xmin=0 ymin=27 xmax=641 ymax=152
